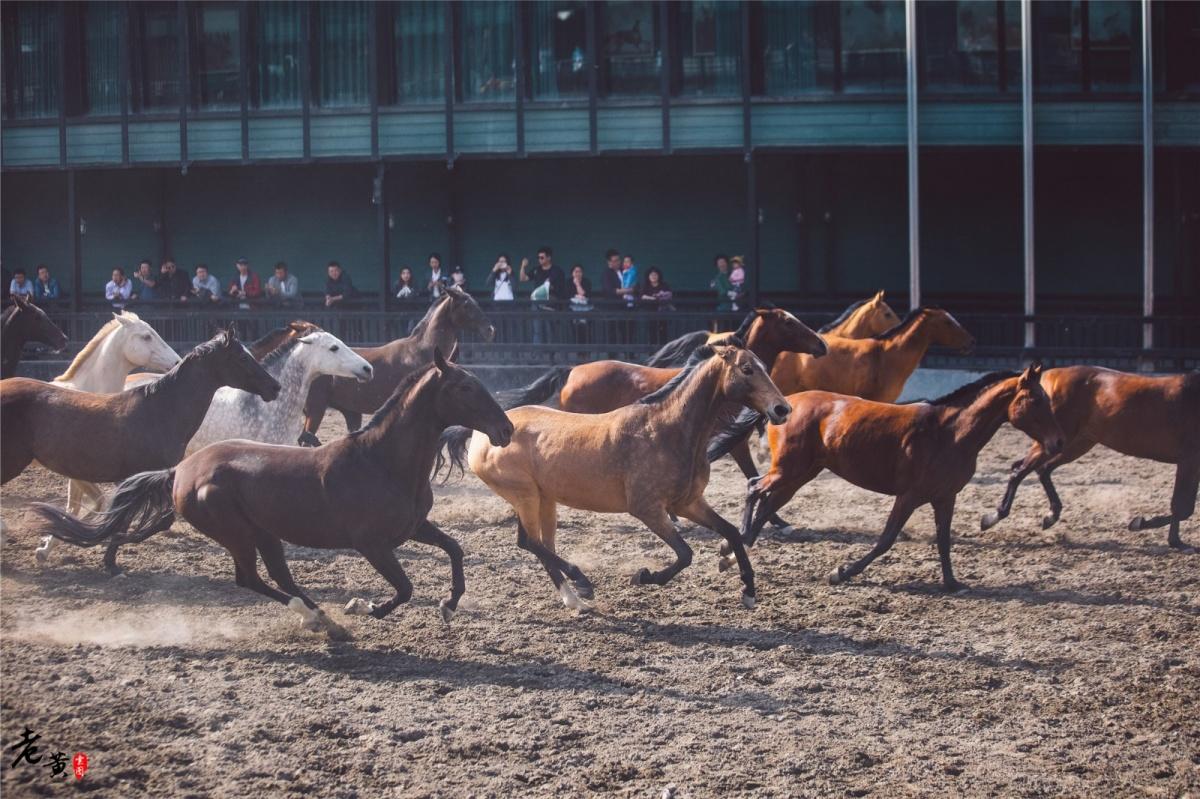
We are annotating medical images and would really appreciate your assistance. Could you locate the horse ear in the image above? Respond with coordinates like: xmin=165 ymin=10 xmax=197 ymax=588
xmin=433 ymin=347 xmax=449 ymax=373
xmin=447 ymin=342 xmax=460 ymax=363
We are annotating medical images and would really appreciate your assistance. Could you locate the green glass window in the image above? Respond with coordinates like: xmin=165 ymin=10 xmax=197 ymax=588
xmin=760 ymin=1 xmax=835 ymax=95
xmin=131 ymin=2 xmax=180 ymax=113
xmin=2 ymin=1 xmax=61 ymax=119
xmin=251 ymin=1 xmax=302 ymax=109
xmin=530 ymin=1 xmax=587 ymax=99
xmin=80 ymin=2 xmax=121 ymax=115
xmin=841 ymin=0 xmax=905 ymax=93
xmin=316 ymin=1 xmax=369 ymax=107
xmin=392 ymin=1 xmax=445 ymax=104
xmin=460 ymin=2 xmax=514 ymax=102
xmin=678 ymin=1 xmax=741 ymax=96
xmin=1035 ymin=1 xmax=1140 ymax=93
xmin=192 ymin=3 xmax=241 ymax=109
xmin=601 ymin=0 xmax=660 ymax=96
xmin=920 ymin=1 xmax=1021 ymax=93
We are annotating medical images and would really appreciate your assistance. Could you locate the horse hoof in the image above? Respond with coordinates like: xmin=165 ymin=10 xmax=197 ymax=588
xmin=574 ymin=582 xmax=594 ymax=601
xmin=34 ymin=549 xmax=49 ymax=566
xmin=827 ymin=566 xmax=845 ymax=586
xmin=717 ymin=555 xmax=735 ymax=573
xmin=343 ymin=598 xmax=375 ymax=616
xmin=1041 ymin=513 xmax=1059 ymax=530
xmin=630 ymin=568 xmax=652 ymax=586
xmin=944 ymin=580 xmax=970 ymax=594
xmin=980 ymin=512 xmax=1000 ymax=531
xmin=741 ymin=591 xmax=756 ymax=610
xmin=439 ymin=599 xmax=456 ymax=624
xmin=558 ymin=582 xmax=586 ymax=610
xmin=1128 ymin=516 xmax=1144 ymax=532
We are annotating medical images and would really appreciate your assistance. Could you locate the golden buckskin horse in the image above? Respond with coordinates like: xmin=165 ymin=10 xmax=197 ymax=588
xmin=440 ymin=338 xmax=791 ymax=610
xmin=980 ymin=366 xmax=1199 ymax=549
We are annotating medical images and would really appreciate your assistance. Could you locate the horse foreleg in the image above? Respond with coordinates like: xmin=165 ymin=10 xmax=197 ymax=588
xmin=409 ymin=520 xmax=467 ymax=622
xmin=1129 ymin=460 xmax=1198 ymax=551
xmin=347 ymin=541 xmax=414 ymax=620
xmin=980 ymin=447 xmax=1046 ymax=531
xmin=300 ymin=378 xmax=332 ymax=446
xmin=829 ymin=495 xmax=920 ymax=586
xmin=933 ymin=496 xmax=967 ymax=592
xmin=678 ymin=500 xmax=755 ymax=609
xmin=629 ymin=506 xmax=694 ymax=591
xmin=341 ymin=410 xmax=363 ymax=433
xmin=1034 ymin=437 xmax=1096 ymax=530
xmin=255 ymin=533 xmax=349 ymax=640
xmin=728 ymin=439 xmax=792 ymax=532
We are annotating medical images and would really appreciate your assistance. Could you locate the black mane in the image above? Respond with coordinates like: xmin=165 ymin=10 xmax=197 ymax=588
xmin=905 ymin=370 xmax=1018 ymax=407
xmin=870 ymin=305 xmax=941 ymax=341
xmin=352 ymin=363 xmax=439 ymax=436
xmin=258 ymin=335 xmax=303 ymax=370
xmin=639 ymin=335 xmax=746 ymax=405
xmin=819 ymin=298 xmax=868 ymax=333
xmin=408 ymin=293 xmax=452 ymax=338
xmin=135 ymin=331 xmax=233 ymax=397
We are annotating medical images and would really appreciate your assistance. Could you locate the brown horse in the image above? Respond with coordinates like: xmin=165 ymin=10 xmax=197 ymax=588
xmin=2 ymin=328 xmax=281 ymax=563
xmin=1 ymin=295 xmax=69 ymax=378
xmin=713 ymin=365 xmax=1064 ymax=591
xmin=444 ymin=338 xmax=791 ymax=610
xmin=980 ymin=366 xmax=1199 ymax=549
xmin=301 ymin=285 xmax=493 ymax=445
xmin=770 ymin=306 xmax=976 ymax=401
xmin=32 ymin=349 xmax=514 ymax=637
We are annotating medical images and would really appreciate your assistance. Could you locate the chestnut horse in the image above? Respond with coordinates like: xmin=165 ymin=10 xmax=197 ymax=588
xmin=1 ymin=295 xmax=68 ymax=378
xmin=444 ymin=338 xmax=791 ymax=610
xmin=300 ymin=285 xmax=493 ymax=445
xmin=980 ymin=366 xmax=1199 ymax=549
xmin=770 ymin=306 xmax=975 ymax=401
xmin=713 ymin=365 xmax=1064 ymax=591
xmin=33 ymin=349 xmax=513 ymax=638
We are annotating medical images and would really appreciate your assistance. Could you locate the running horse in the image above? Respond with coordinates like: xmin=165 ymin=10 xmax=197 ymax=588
xmin=300 ymin=285 xmax=493 ymax=445
xmin=442 ymin=338 xmax=791 ymax=610
xmin=710 ymin=366 xmax=1064 ymax=591
xmin=34 ymin=349 xmax=514 ymax=639
xmin=980 ymin=366 xmax=1199 ymax=549
xmin=1 ymin=295 xmax=68 ymax=379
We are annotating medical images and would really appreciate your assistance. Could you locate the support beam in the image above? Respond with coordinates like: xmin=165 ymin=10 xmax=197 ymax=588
xmin=514 ymin=0 xmax=525 ymax=156
xmin=1141 ymin=0 xmax=1154 ymax=352
xmin=585 ymin=2 xmax=597 ymax=154
xmin=659 ymin=1 xmax=670 ymax=154
xmin=301 ymin=3 xmax=312 ymax=160
xmin=376 ymin=164 xmax=389 ymax=312
xmin=239 ymin=1 xmax=249 ymax=161
xmin=57 ymin=0 xmax=67 ymax=167
xmin=1021 ymin=0 xmax=1035 ymax=350
xmin=179 ymin=0 xmax=190 ymax=167
xmin=68 ymin=170 xmax=80 ymax=312
xmin=746 ymin=154 xmax=759 ymax=308
xmin=905 ymin=0 xmax=919 ymax=309
xmin=120 ymin=1 xmax=130 ymax=164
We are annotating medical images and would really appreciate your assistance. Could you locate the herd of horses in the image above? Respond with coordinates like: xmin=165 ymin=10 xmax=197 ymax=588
xmin=0 ymin=286 xmax=1195 ymax=640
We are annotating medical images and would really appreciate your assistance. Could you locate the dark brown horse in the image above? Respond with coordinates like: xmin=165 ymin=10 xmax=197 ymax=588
xmin=300 ymin=285 xmax=493 ymax=445
xmin=980 ymin=366 xmax=1199 ymax=549
xmin=1 ymin=295 xmax=69 ymax=378
xmin=712 ymin=365 xmax=1064 ymax=591
xmin=34 ymin=349 xmax=514 ymax=639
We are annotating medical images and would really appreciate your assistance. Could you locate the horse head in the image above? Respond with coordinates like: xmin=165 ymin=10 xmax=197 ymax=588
xmin=210 ymin=325 xmax=281 ymax=401
xmin=922 ymin=307 xmax=975 ymax=354
xmin=431 ymin=347 xmax=512 ymax=447
xmin=1007 ymin=363 xmax=1064 ymax=457
xmin=296 ymin=331 xmax=373 ymax=383
xmin=445 ymin=285 xmax=495 ymax=342
xmin=9 ymin=295 xmax=68 ymax=352
xmin=865 ymin=291 xmax=902 ymax=333
xmin=711 ymin=338 xmax=790 ymax=425
xmin=752 ymin=307 xmax=827 ymax=358
xmin=113 ymin=312 xmax=180 ymax=373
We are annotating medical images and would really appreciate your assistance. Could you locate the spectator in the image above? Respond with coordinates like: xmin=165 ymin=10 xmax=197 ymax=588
xmin=393 ymin=266 xmax=419 ymax=301
xmin=161 ymin=260 xmax=191 ymax=303
xmin=106 ymin=267 xmax=133 ymax=310
xmin=227 ymin=257 xmax=263 ymax=309
xmin=729 ymin=256 xmax=748 ymax=311
xmin=32 ymin=264 xmax=61 ymax=301
xmin=617 ymin=254 xmax=640 ymax=308
xmin=131 ymin=260 xmax=158 ymax=302
xmin=710 ymin=253 xmax=734 ymax=312
xmin=425 ymin=253 xmax=447 ymax=301
xmin=9 ymin=268 xmax=35 ymax=300
xmin=600 ymin=249 xmax=622 ymax=305
xmin=324 ymin=261 xmax=355 ymax=308
xmin=519 ymin=246 xmax=566 ymax=307
xmin=266 ymin=261 xmax=300 ymax=308
xmin=568 ymin=264 xmax=593 ymax=312
xmin=639 ymin=267 xmax=674 ymax=311
xmin=449 ymin=265 xmax=468 ymax=291
xmin=191 ymin=264 xmax=222 ymax=304
xmin=485 ymin=254 xmax=515 ymax=302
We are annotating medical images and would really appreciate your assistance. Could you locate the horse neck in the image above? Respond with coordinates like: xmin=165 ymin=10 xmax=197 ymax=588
xmin=653 ymin=359 xmax=728 ymax=447
xmin=267 ymin=347 xmax=320 ymax=417
xmin=355 ymin=371 xmax=445 ymax=476
xmin=880 ymin=314 xmax=936 ymax=388
xmin=946 ymin=379 xmax=1017 ymax=455
xmin=67 ymin=328 xmax=135 ymax=392
xmin=144 ymin=351 xmax=228 ymax=434
xmin=1 ymin=310 xmax=26 ymax=365
xmin=415 ymin=300 xmax=458 ymax=355
xmin=743 ymin=318 xmax=784 ymax=370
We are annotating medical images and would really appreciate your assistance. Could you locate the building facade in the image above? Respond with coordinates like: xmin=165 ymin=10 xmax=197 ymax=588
xmin=2 ymin=1 xmax=1198 ymax=320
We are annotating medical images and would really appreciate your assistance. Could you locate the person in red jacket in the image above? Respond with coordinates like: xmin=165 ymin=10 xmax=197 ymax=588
xmin=227 ymin=257 xmax=263 ymax=308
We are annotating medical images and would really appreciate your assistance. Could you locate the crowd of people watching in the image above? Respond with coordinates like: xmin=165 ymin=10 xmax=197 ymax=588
xmin=3 ymin=248 xmax=750 ymax=313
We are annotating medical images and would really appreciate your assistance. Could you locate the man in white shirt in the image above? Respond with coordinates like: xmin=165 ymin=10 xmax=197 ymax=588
xmin=105 ymin=267 xmax=132 ymax=310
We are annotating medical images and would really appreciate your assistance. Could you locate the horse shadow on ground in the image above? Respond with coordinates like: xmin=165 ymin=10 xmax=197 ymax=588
xmin=881 ymin=579 xmax=1199 ymax=616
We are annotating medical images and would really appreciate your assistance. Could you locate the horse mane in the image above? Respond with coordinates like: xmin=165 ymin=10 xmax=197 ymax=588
xmin=644 ymin=330 xmax=710 ymax=367
xmin=258 ymin=335 xmax=303 ymax=371
xmin=904 ymin=370 xmax=1018 ymax=407
xmin=639 ymin=335 xmax=746 ymax=405
xmin=351 ymin=364 xmax=439 ymax=437
xmin=870 ymin=305 xmax=941 ymax=340
xmin=732 ymin=310 xmax=758 ymax=339
xmin=819 ymin=299 xmax=869 ymax=333
xmin=133 ymin=331 xmax=230 ymax=398
xmin=54 ymin=316 xmax=127 ymax=382
xmin=408 ymin=294 xmax=452 ymax=338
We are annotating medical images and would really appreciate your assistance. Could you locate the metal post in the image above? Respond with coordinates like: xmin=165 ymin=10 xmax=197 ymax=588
xmin=905 ymin=0 xmax=919 ymax=309
xmin=57 ymin=1 xmax=67 ymax=167
xmin=368 ymin=2 xmax=379 ymax=159
xmin=68 ymin=170 xmax=81 ymax=312
xmin=179 ymin=0 xmax=189 ymax=167
xmin=1141 ymin=0 xmax=1154 ymax=352
xmin=376 ymin=164 xmax=389 ymax=312
xmin=301 ymin=3 xmax=312 ymax=160
xmin=120 ymin=1 xmax=130 ymax=164
xmin=239 ymin=1 xmax=250 ymax=161
xmin=659 ymin=0 xmax=670 ymax=154
xmin=746 ymin=154 xmax=759 ymax=307
xmin=1021 ymin=0 xmax=1035 ymax=350
xmin=514 ymin=0 xmax=525 ymax=156
xmin=585 ymin=2 xmax=597 ymax=154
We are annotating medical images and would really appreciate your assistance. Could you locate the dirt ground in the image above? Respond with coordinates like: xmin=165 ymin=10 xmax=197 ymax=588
xmin=1 ymin=417 xmax=1197 ymax=798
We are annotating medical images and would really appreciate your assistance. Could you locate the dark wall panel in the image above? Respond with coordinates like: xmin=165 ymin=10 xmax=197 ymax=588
xmin=1 ymin=172 xmax=69 ymax=283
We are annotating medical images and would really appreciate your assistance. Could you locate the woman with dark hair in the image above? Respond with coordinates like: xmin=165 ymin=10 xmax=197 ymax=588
xmin=638 ymin=267 xmax=674 ymax=312
xmin=486 ymin=253 xmax=515 ymax=302
xmin=393 ymin=265 xmax=419 ymax=301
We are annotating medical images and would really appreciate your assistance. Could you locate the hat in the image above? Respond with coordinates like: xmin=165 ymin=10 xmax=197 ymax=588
xmin=236 ymin=257 xmax=249 ymax=265
xmin=451 ymin=265 xmax=464 ymax=274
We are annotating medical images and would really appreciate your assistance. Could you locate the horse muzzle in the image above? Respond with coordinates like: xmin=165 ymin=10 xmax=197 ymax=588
xmin=488 ymin=422 xmax=515 ymax=448
xmin=355 ymin=364 xmax=374 ymax=383
xmin=258 ymin=380 xmax=283 ymax=402
xmin=1043 ymin=434 xmax=1065 ymax=458
xmin=479 ymin=324 xmax=497 ymax=343
xmin=808 ymin=337 xmax=829 ymax=358
xmin=765 ymin=403 xmax=791 ymax=426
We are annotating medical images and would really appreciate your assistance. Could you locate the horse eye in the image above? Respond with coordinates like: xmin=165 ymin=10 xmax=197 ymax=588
xmin=142 ymin=334 xmax=152 ymax=341
xmin=330 ymin=345 xmax=339 ymax=352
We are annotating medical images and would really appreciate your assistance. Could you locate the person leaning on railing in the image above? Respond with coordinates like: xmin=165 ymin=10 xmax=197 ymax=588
xmin=160 ymin=260 xmax=192 ymax=304
xmin=485 ymin=254 xmax=515 ymax=302
xmin=324 ymin=261 xmax=355 ymax=308
xmin=266 ymin=261 xmax=300 ymax=309
xmin=32 ymin=264 xmax=62 ymax=302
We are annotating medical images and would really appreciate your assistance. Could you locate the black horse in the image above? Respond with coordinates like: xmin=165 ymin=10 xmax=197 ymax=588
xmin=1 ymin=295 xmax=68 ymax=378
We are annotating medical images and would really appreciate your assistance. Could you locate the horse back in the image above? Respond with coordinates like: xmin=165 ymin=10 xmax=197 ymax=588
xmin=560 ymin=361 xmax=678 ymax=413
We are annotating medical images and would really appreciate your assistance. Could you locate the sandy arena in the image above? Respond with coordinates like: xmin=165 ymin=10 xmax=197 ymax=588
xmin=2 ymin=418 xmax=1197 ymax=797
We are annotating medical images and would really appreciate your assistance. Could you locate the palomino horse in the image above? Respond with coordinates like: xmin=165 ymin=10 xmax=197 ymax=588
xmin=301 ymin=285 xmax=494 ymax=444
xmin=769 ymin=306 xmax=975 ymax=401
xmin=1 ymin=295 xmax=68 ymax=378
xmin=2 ymin=327 xmax=281 ymax=571
xmin=980 ymin=366 xmax=1199 ymax=549
xmin=34 ymin=349 xmax=513 ymax=639
xmin=711 ymin=366 xmax=1064 ymax=591
xmin=446 ymin=339 xmax=791 ymax=610
xmin=50 ymin=312 xmax=181 ymax=524
xmin=643 ymin=293 xmax=898 ymax=368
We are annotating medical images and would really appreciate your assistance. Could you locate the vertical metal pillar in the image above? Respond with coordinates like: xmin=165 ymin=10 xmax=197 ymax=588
xmin=376 ymin=164 xmax=389 ymax=312
xmin=905 ymin=0 xmax=919 ymax=309
xmin=1021 ymin=0 xmax=1035 ymax=350
xmin=68 ymin=170 xmax=81 ymax=312
xmin=746 ymin=154 xmax=759 ymax=307
xmin=1141 ymin=0 xmax=1154 ymax=352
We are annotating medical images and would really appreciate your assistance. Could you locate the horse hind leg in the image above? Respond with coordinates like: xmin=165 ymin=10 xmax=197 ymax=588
xmin=628 ymin=505 xmax=694 ymax=591
xmin=536 ymin=499 xmax=595 ymax=603
xmin=728 ymin=439 xmax=792 ymax=532
xmin=341 ymin=410 xmax=363 ymax=433
xmin=1129 ymin=460 xmax=1198 ymax=551
xmin=255 ymin=533 xmax=349 ymax=640
xmin=346 ymin=541 xmax=414 ymax=620
xmin=1036 ymin=438 xmax=1096 ymax=530
xmin=980 ymin=446 xmax=1046 ymax=531
xmin=829 ymin=495 xmax=920 ymax=587
xmin=409 ymin=520 xmax=467 ymax=623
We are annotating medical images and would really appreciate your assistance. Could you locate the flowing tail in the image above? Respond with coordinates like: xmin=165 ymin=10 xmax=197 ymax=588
xmin=707 ymin=408 xmax=764 ymax=463
xmin=644 ymin=330 xmax=710 ymax=367
xmin=493 ymin=366 xmax=571 ymax=410
xmin=30 ymin=469 xmax=176 ymax=547
xmin=434 ymin=426 xmax=475 ymax=482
